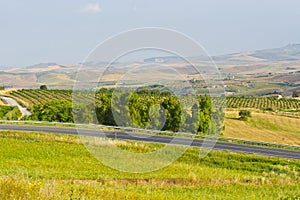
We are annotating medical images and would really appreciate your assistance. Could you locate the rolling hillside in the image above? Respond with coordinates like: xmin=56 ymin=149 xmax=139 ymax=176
xmin=0 ymin=45 xmax=300 ymax=94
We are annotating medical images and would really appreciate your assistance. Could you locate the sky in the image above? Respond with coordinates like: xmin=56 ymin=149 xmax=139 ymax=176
xmin=1 ymin=0 xmax=300 ymax=67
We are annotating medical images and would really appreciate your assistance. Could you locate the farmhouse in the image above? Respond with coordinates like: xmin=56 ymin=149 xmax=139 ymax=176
xmin=264 ymin=92 xmax=283 ymax=99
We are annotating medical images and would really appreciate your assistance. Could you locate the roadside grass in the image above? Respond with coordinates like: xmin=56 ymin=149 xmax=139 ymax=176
xmin=0 ymin=130 xmax=300 ymax=199
xmin=224 ymin=110 xmax=300 ymax=146
xmin=1 ymin=118 xmax=300 ymax=152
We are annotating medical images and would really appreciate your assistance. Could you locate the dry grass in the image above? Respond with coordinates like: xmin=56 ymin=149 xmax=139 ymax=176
xmin=224 ymin=110 xmax=300 ymax=145
xmin=0 ymin=99 xmax=5 ymax=105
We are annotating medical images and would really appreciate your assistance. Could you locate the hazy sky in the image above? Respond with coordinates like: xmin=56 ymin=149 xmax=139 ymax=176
xmin=1 ymin=0 xmax=300 ymax=67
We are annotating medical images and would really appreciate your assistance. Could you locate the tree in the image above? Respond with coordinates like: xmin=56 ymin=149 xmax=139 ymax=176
xmin=239 ymin=110 xmax=251 ymax=120
xmin=40 ymin=85 xmax=48 ymax=90
xmin=28 ymin=100 xmax=73 ymax=122
xmin=197 ymin=96 xmax=212 ymax=134
xmin=292 ymin=90 xmax=300 ymax=98
xmin=161 ymin=97 xmax=182 ymax=132
xmin=96 ymin=94 xmax=116 ymax=126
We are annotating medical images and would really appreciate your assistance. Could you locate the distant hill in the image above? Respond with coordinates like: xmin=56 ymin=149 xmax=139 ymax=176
xmin=25 ymin=63 xmax=58 ymax=69
xmin=1 ymin=44 xmax=300 ymax=91
xmin=250 ymin=44 xmax=300 ymax=61
xmin=212 ymin=44 xmax=300 ymax=63
xmin=144 ymin=56 xmax=183 ymax=63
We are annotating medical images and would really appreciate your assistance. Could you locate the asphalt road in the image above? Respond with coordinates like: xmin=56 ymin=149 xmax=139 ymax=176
xmin=0 ymin=124 xmax=300 ymax=160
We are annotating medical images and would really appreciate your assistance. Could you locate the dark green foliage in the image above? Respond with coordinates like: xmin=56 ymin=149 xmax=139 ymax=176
xmin=129 ymin=93 xmax=147 ymax=127
xmin=0 ymin=106 xmax=21 ymax=120
xmin=21 ymin=88 xmax=224 ymax=135
xmin=94 ymin=89 xmax=223 ymax=135
xmin=73 ymin=102 xmax=97 ymax=124
xmin=239 ymin=110 xmax=251 ymax=120
xmin=264 ymin=107 xmax=274 ymax=112
xmin=0 ymin=106 xmax=13 ymax=117
xmin=111 ymin=90 xmax=132 ymax=127
xmin=160 ymin=90 xmax=172 ymax=96
xmin=27 ymin=100 xmax=73 ymax=122
xmin=197 ymin=95 xmax=212 ymax=134
xmin=161 ymin=96 xmax=182 ymax=132
xmin=95 ymin=92 xmax=116 ymax=126
xmin=39 ymin=85 xmax=48 ymax=90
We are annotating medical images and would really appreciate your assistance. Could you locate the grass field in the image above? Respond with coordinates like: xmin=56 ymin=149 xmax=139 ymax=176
xmin=0 ymin=130 xmax=300 ymax=199
xmin=224 ymin=110 xmax=300 ymax=146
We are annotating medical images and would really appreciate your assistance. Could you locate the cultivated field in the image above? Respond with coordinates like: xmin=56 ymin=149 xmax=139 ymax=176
xmin=8 ymin=89 xmax=300 ymax=111
xmin=224 ymin=110 xmax=300 ymax=146
xmin=225 ymin=97 xmax=300 ymax=111
xmin=2 ymin=89 xmax=300 ymax=146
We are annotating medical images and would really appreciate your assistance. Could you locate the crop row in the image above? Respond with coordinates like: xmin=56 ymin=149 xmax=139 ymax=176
xmin=220 ymin=97 xmax=300 ymax=111
xmin=9 ymin=90 xmax=300 ymax=111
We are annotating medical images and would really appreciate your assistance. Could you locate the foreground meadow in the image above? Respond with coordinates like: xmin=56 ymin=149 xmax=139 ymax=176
xmin=0 ymin=130 xmax=299 ymax=199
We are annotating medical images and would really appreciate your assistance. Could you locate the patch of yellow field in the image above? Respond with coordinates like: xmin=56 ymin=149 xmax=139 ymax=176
xmin=224 ymin=110 xmax=300 ymax=146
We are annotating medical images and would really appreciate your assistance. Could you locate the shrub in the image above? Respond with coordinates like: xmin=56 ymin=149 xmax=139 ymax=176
xmin=239 ymin=110 xmax=251 ymax=120
xmin=39 ymin=85 xmax=48 ymax=90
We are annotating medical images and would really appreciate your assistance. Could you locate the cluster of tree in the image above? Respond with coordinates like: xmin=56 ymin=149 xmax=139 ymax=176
xmin=26 ymin=89 xmax=225 ymax=135
xmin=94 ymin=89 xmax=224 ymax=135
xmin=26 ymin=100 xmax=74 ymax=122
xmin=0 ymin=105 xmax=21 ymax=120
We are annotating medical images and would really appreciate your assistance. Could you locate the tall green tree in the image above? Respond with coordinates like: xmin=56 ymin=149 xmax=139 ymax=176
xmin=161 ymin=96 xmax=182 ymax=132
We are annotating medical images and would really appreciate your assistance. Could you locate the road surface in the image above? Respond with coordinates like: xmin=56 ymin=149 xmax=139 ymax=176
xmin=0 ymin=96 xmax=31 ymax=117
xmin=0 ymin=124 xmax=299 ymax=160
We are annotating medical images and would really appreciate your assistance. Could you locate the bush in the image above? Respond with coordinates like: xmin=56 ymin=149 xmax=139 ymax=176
xmin=264 ymin=107 xmax=274 ymax=112
xmin=0 ymin=106 xmax=21 ymax=120
xmin=40 ymin=85 xmax=48 ymax=90
xmin=239 ymin=110 xmax=251 ymax=120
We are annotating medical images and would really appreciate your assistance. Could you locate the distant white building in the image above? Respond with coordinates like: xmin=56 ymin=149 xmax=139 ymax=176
xmin=265 ymin=94 xmax=283 ymax=99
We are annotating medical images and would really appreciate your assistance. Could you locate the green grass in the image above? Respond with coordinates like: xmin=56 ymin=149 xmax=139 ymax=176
xmin=0 ymin=130 xmax=300 ymax=199
xmin=0 ymin=105 xmax=21 ymax=120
